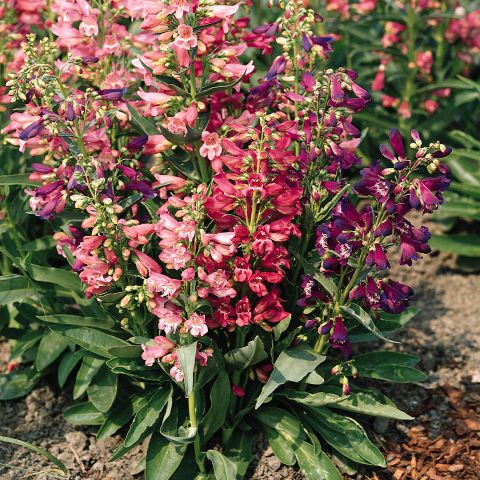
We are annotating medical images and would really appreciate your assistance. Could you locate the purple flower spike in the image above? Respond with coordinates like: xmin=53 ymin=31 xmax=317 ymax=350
xmin=19 ymin=118 xmax=45 ymax=141
xmin=329 ymin=317 xmax=352 ymax=360
xmin=389 ymin=129 xmax=405 ymax=159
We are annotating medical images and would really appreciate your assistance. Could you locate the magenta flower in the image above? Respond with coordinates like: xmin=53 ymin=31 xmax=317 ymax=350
xmin=329 ymin=318 xmax=352 ymax=360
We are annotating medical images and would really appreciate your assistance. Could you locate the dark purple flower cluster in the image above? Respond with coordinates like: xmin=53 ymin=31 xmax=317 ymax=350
xmin=301 ymin=130 xmax=451 ymax=321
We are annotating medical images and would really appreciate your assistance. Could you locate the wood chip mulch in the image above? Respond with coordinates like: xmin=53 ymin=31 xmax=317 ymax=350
xmin=366 ymin=386 xmax=480 ymax=480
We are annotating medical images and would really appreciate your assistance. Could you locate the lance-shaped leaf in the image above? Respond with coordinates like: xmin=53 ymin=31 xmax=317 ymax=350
xmin=198 ymin=73 xmax=246 ymax=98
xmin=176 ymin=341 xmax=197 ymax=397
xmin=295 ymin=441 xmax=343 ymax=480
xmin=64 ymin=402 xmax=105 ymax=425
xmin=145 ymin=431 xmax=187 ymax=480
xmin=206 ymin=450 xmax=238 ymax=480
xmin=224 ymin=336 xmax=268 ymax=370
xmin=255 ymin=343 xmax=325 ymax=408
xmin=124 ymin=386 xmax=172 ymax=448
xmin=0 ymin=436 xmax=68 ymax=476
xmin=126 ymin=104 xmax=160 ymax=136
xmin=341 ymin=303 xmax=398 ymax=343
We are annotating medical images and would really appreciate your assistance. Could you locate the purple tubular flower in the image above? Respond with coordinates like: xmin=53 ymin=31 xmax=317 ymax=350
xmin=31 ymin=163 xmax=53 ymax=174
xmin=125 ymin=180 xmax=156 ymax=199
xmin=354 ymin=162 xmax=392 ymax=203
xmin=81 ymin=56 xmax=99 ymax=64
xmin=374 ymin=219 xmax=393 ymax=237
xmin=97 ymin=87 xmax=127 ymax=101
xmin=380 ymin=280 xmax=414 ymax=313
xmin=320 ymin=320 xmax=333 ymax=335
xmin=329 ymin=77 xmax=344 ymax=105
xmin=366 ymin=243 xmax=390 ymax=271
xmin=19 ymin=118 xmax=45 ymax=141
xmin=126 ymin=135 xmax=148 ymax=152
xmin=379 ymin=143 xmax=396 ymax=162
xmin=389 ymin=129 xmax=405 ymax=159
xmin=65 ymin=103 xmax=76 ymax=121
xmin=432 ymin=146 xmax=452 ymax=158
xmin=301 ymin=33 xmax=312 ymax=52
xmin=329 ymin=318 xmax=352 ymax=359
xmin=304 ymin=319 xmax=318 ymax=329
xmin=265 ymin=56 xmax=286 ymax=81
xmin=252 ymin=22 xmax=278 ymax=36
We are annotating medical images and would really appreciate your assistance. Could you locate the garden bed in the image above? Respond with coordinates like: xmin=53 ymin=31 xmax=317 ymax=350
xmin=1 ymin=253 xmax=479 ymax=480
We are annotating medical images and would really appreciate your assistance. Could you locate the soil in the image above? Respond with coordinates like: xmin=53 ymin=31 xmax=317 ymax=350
xmin=1 ymin=252 xmax=479 ymax=479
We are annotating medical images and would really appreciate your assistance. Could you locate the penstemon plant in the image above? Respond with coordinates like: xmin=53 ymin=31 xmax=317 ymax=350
xmin=1 ymin=0 xmax=452 ymax=478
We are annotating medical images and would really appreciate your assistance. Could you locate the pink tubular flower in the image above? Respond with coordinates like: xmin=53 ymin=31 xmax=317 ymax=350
xmin=159 ymin=244 xmax=192 ymax=270
xmin=232 ymin=384 xmax=246 ymax=397
xmin=146 ymin=272 xmax=182 ymax=298
xmin=199 ymin=131 xmax=222 ymax=160
xmin=170 ymin=364 xmax=184 ymax=382
xmin=172 ymin=24 xmax=197 ymax=50
xmin=141 ymin=336 xmax=176 ymax=366
xmin=156 ymin=307 xmax=183 ymax=334
xmin=184 ymin=313 xmax=208 ymax=337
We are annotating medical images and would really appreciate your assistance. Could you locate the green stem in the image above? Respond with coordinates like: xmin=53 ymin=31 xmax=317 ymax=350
xmin=188 ymin=390 xmax=206 ymax=474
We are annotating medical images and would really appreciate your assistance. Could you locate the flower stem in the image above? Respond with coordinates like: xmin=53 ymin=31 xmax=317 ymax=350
xmin=188 ymin=390 xmax=206 ymax=474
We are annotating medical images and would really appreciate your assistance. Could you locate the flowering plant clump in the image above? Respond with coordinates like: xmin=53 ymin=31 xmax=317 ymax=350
xmin=0 ymin=0 xmax=453 ymax=478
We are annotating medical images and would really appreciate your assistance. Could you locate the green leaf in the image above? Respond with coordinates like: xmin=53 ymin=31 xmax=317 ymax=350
xmin=49 ymin=325 xmax=129 ymax=358
xmin=430 ymin=234 xmax=480 ymax=257
xmin=35 ymin=331 xmax=70 ymax=371
xmin=64 ymin=402 xmax=105 ymax=425
xmin=254 ymin=407 xmax=305 ymax=445
xmin=326 ymin=387 xmax=413 ymax=420
xmin=256 ymin=343 xmax=325 ymax=408
xmin=20 ymin=236 xmax=57 ymax=251
xmin=39 ymin=313 xmax=118 ymax=331
xmin=108 ymin=345 xmax=142 ymax=358
xmin=97 ymin=399 xmax=134 ymax=440
xmin=0 ymin=435 xmax=68 ymax=476
xmin=0 ymin=173 xmax=39 ymax=186
xmin=206 ymin=450 xmax=238 ymax=480
xmin=24 ymin=264 xmax=82 ymax=291
xmin=286 ymin=387 xmax=412 ymax=420
xmin=224 ymin=336 xmax=268 ymax=370
xmin=87 ymin=365 xmax=118 ymax=412
xmin=0 ymin=367 xmax=41 ymax=400
xmin=145 ymin=431 xmax=187 ymax=480
xmin=198 ymin=74 xmax=246 ymax=98
xmin=281 ymin=389 xmax=346 ymax=408
xmin=124 ymin=386 xmax=172 ymax=448
xmin=295 ymin=441 xmax=342 ymax=480
xmin=176 ymin=342 xmax=197 ymax=397
xmin=58 ymin=350 xmax=84 ymax=387
xmin=201 ymin=370 xmax=230 ymax=443
xmin=449 ymin=182 xmax=480 ymax=201
xmin=165 ymin=149 xmax=199 ymax=181
xmin=74 ymin=356 xmax=104 ymax=399
xmin=306 ymin=408 xmax=386 ymax=466
xmin=127 ymin=104 xmax=160 ymax=136
xmin=10 ymin=330 xmax=43 ymax=359
xmin=353 ymin=351 xmax=426 ymax=383
xmin=341 ymin=304 xmax=398 ymax=343
xmin=0 ymin=274 xmax=31 ymax=303
xmin=225 ymin=430 xmax=254 ymax=480
xmin=264 ymin=426 xmax=296 ymax=465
